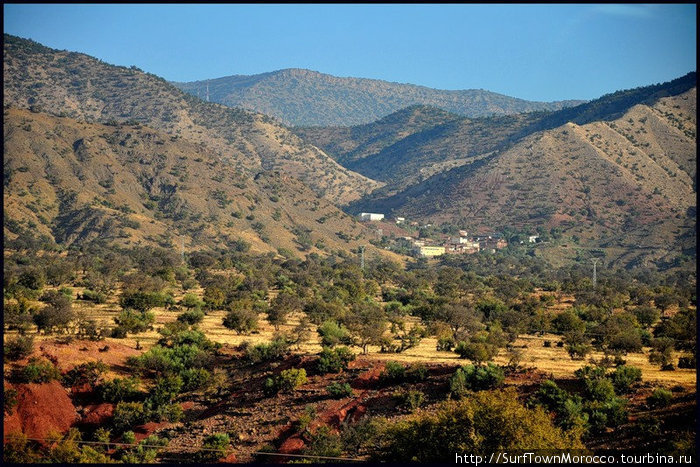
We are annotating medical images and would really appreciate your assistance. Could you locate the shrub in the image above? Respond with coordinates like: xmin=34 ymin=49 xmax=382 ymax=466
xmin=327 ymin=382 xmax=353 ymax=399
xmin=566 ymin=343 xmax=592 ymax=360
xmin=244 ymin=336 xmax=292 ymax=364
xmin=305 ymin=425 xmax=343 ymax=458
xmin=609 ymin=365 xmax=642 ymax=394
xmin=19 ymin=358 xmax=61 ymax=383
xmin=99 ymin=377 xmax=142 ymax=403
xmin=113 ymin=402 xmax=149 ymax=432
xmin=585 ymin=378 xmax=616 ymax=403
xmin=637 ymin=415 xmax=661 ymax=437
xmin=119 ymin=291 xmax=166 ymax=312
xmin=678 ymin=355 xmax=695 ymax=369
xmin=198 ymin=433 xmax=230 ymax=462
xmin=371 ymin=388 xmax=584 ymax=462
xmin=278 ymin=368 xmax=307 ymax=392
xmin=454 ymin=341 xmax=498 ymax=364
xmin=63 ymin=361 xmax=107 ymax=388
xmin=317 ymin=320 xmax=352 ymax=347
xmin=222 ymin=308 xmax=259 ymax=335
xmin=81 ymin=289 xmax=107 ymax=304
xmin=394 ymin=389 xmax=425 ymax=412
xmin=436 ymin=336 xmax=455 ymax=351
xmin=177 ymin=309 xmax=205 ymax=325
xmin=450 ymin=363 xmax=505 ymax=395
xmin=4 ymin=335 xmax=34 ymax=361
xmin=380 ymin=361 xmax=406 ymax=383
xmin=180 ymin=293 xmax=204 ymax=311
xmin=4 ymin=387 xmax=18 ymax=414
xmin=406 ymin=363 xmax=429 ymax=382
xmin=181 ymin=367 xmax=212 ymax=391
xmin=647 ymin=388 xmax=672 ymax=408
xmin=264 ymin=368 xmax=307 ymax=396
xmin=112 ymin=310 xmax=155 ymax=337
xmin=317 ymin=346 xmax=355 ymax=374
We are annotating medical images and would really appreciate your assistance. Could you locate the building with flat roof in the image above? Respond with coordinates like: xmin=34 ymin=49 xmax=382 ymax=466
xmin=359 ymin=213 xmax=385 ymax=221
xmin=415 ymin=245 xmax=446 ymax=257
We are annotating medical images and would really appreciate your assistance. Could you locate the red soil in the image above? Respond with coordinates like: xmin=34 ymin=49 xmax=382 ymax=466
xmin=3 ymin=381 xmax=79 ymax=444
xmin=80 ymin=402 xmax=115 ymax=427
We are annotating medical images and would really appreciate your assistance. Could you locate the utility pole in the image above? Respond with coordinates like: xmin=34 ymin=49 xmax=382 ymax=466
xmin=591 ymin=258 xmax=598 ymax=287
xmin=206 ymin=80 xmax=210 ymax=102
xmin=360 ymin=246 xmax=365 ymax=271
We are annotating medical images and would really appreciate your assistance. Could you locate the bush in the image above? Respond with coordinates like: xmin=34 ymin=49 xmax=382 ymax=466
xmin=317 ymin=320 xmax=352 ymax=347
xmin=317 ymin=346 xmax=355 ymax=374
xmin=327 ymin=382 xmax=353 ymax=399
xmin=99 ymin=377 xmax=142 ymax=403
xmin=454 ymin=341 xmax=498 ymax=364
xmin=371 ymin=388 xmax=584 ymax=462
xmin=119 ymin=291 xmax=166 ymax=312
xmin=198 ymin=433 xmax=230 ymax=462
xmin=436 ymin=336 xmax=455 ymax=352
xmin=264 ymin=368 xmax=307 ymax=396
xmin=244 ymin=336 xmax=292 ymax=364
xmin=585 ymin=378 xmax=616 ymax=403
xmin=450 ymin=363 xmax=505 ymax=395
xmin=609 ymin=365 xmax=642 ymax=394
xmin=63 ymin=361 xmax=107 ymax=388
xmin=530 ymin=380 xmax=588 ymax=431
xmin=112 ymin=310 xmax=155 ymax=337
xmin=678 ymin=355 xmax=695 ymax=369
xmin=113 ymin=402 xmax=149 ymax=432
xmin=177 ymin=309 xmax=205 ymax=325
xmin=81 ymin=289 xmax=107 ymax=304
xmin=222 ymin=308 xmax=258 ymax=334
xmin=4 ymin=387 xmax=19 ymax=414
xmin=19 ymin=358 xmax=61 ymax=383
xmin=647 ymin=388 xmax=672 ymax=408
xmin=305 ymin=425 xmax=343 ymax=459
xmin=4 ymin=335 xmax=34 ymax=361
xmin=380 ymin=361 xmax=406 ymax=383
xmin=394 ymin=389 xmax=424 ymax=412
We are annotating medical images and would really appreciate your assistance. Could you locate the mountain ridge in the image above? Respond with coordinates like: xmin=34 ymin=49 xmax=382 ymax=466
xmin=173 ymin=68 xmax=586 ymax=126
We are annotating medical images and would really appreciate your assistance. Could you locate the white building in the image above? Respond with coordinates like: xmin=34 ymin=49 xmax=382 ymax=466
xmin=359 ymin=213 xmax=385 ymax=221
xmin=395 ymin=217 xmax=405 ymax=224
xmin=528 ymin=235 xmax=540 ymax=243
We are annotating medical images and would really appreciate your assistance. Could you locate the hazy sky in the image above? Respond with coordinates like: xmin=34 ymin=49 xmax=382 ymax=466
xmin=3 ymin=4 xmax=696 ymax=101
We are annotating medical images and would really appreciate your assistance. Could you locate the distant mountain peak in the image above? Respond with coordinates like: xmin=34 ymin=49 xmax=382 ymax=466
xmin=174 ymin=69 xmax=586 ymax=126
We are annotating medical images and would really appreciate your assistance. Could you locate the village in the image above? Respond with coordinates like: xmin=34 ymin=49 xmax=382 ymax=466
xmin=358 ymin=212 xmax=541 ymax=258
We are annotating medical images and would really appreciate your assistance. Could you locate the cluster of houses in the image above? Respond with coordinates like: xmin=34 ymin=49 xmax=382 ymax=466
xmin=359 ymin=213 xmax=517 ymax=258
xmin=413 ymin=231 xmax=508 ymax=257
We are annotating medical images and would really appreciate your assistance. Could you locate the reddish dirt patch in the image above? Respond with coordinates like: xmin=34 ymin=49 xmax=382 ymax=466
xmin=80 ymin=402 xmax=114 ymax=427
xmin=278 ymin=435 xmax=306 ymax=454
xmin=3 ymin=381 xmax=78 ymax=444
xmin=37 ymin=339 xmax=142 ymax=373
xmin=131 ymin=421 xmax=175 ymax=442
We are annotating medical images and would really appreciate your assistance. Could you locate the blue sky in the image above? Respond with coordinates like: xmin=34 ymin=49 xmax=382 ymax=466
xmin=3 ymin=4 xmax=696 ymax=101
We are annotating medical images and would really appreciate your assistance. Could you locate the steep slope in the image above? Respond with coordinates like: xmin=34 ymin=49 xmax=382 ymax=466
xmin=3 ymin=107 xmax=381 ymax=256
xmin=297 ymin=73 xmax=697 ymax=194
xmin=174 ymin=68 xmax=584 ymax=126
xmin=3 ymin=34 xmax=380 ymax=205
xmin=348 ymin=89 xmax=696 ymax=269
xmin=293 ymin=105 xmax=463 ymax=166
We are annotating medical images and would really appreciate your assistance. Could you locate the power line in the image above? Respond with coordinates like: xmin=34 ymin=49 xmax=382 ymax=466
xmin=2 ymin=435 xmax=365 ymax=462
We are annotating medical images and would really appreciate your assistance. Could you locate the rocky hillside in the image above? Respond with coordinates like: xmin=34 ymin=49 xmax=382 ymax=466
xmin=174 ymin=68 xmax=584 ymax=126
xmin=3 ymin=107 xmax=384 ymax=257
xmin=347 ymin=87 xmax=696 ymax=270
xmin=3 ymin=35 xmax=380 ymax=205
xmin=298 ymin=73 xmax=697 ymax=194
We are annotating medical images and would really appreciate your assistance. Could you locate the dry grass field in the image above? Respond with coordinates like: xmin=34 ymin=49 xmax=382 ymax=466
xmin=9 ymin=285 xmax=693 ymax=386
